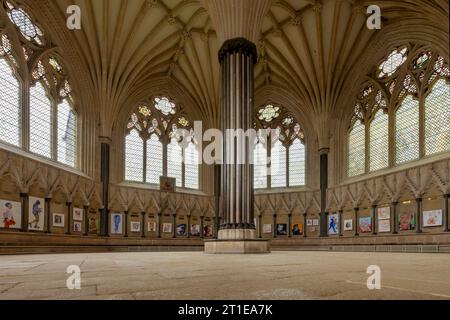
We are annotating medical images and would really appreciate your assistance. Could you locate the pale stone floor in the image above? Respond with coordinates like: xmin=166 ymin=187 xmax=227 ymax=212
xmin=0 ymin=251 xmax=449 ymax=300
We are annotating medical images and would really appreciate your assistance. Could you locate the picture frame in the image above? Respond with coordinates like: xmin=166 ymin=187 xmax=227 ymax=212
xmin=130 ymin=221 xmax=141 ymax=233
xmin=163 ymin=223 xmax=173 ymax=233
xmin=28 ymin=197 xmax=45 ymax=231
xmin=73 ymin=221 xmax=82 ymax=233
xmin=0 ymin=199 xmax=22 ymax=229
xmin=344 ymin=219 xmax=353 ymax=231
xmin=423 ymin=210 xmax=443 ymax=227
xmin=52 ymin=213 xmax=65 ymax=228
xmin=73 ymin=207 xmax=83 ymax=222
xmin=110 ymin=213 xmax=123 ymax=235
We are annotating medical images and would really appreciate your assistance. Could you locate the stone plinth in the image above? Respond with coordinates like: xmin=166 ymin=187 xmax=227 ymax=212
xmin=204 ymin=239 xmax=270 ymax=254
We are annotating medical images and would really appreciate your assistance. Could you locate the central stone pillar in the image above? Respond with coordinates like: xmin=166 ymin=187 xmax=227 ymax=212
xmin=204 ymin=38 xmax=270 ymax=254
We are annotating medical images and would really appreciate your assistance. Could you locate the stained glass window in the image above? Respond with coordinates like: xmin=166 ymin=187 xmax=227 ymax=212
xmin=348 ymin=46 xmax=449 ymax=178
xmin=6 ymin=2 xmax=44 ymax=45
xmin=0 ymin=57 xmax=20 ymax=146
xmin=396 ymin=96 xmax=419 ymax=164
xmin=425 ymin=79 xmax=450 ymax=155
xmin=348 ymin=121 xmax=366 ymax=177
xmin=124 ymin=97 xmax=198 ymax=189
xmin=29 ymin=82 xmax=52 ymax=158
xmin=146 ymin=135 xmax=163 ymax=184
xmin=254 ymin=104 xmax=306 ymax=189
xmin=125 ymin=129 xmax=144 ymax=182
xmin=57 ymin=100 xmax=77 ymax=167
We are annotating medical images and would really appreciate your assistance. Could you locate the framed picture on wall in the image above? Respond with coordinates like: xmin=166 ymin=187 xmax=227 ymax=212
xmin=0 ymin=199 xmax=22 ymax=229
xmin=160 ymin=177 xmax=176 ymax=193
xmin=292 ymin=223 xmax=303 ymax=236
xmin=110 ymin=213 xmax=123 ymax=235
xmin=88 ymin=213 xmax=99 ymax=234
xmin=344 ymin=219 xmax=353 ymax=231
xmin=73 ymin=208 xmax=83 ymax=221
xmin=131 ymin=221 xmax=141 ymax=233
xmin=398 ymin=212 xmax=415 ymax=231
xmin=148 ymin=221 xmax=157 ymax=232
xmin=423 ymin=210 xmax=443 ymax=227
xmin=176 ymin=224 xmax=187 ymax=236
xmin=28 ymin=197 xmax=45 ymax=231
xmin=307 ymin=219 xmax=313 ymax=226
xmin=328 ymin=214 xmax=339 ymax=235
xmin=191 ymin=224 xmax=201 ymax=237
xmin=52 ymin=213 xmax=65 ymax=228
xmin=377 ymin=207 xmax=391 ymax=220
xmin=312 ymin=219 xmax=319 ymax=226
xmin=276 ymin=224 xmax=288 ymax=236
xmin=358 ymin=217 xmax=372 ymax=233
xmin=203 ymin=225 xmax=213 ymax=237
xmin=263 ymin=224 xmax=272 ymax=234
xmin=163 ymin=223 xmax=173 ymax=233
xmin=378 ymin=219 xmax=391 ymax=233
xmin=73 ymin=221 xmax=82 ymax=233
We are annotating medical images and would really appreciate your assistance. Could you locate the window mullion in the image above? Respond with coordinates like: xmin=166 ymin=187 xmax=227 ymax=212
xmin=267 ymin=140 xmax=271 ymax=189
xmin=143 ymin=138 xmax=147 ymax=183
xmin=23 ymin=78 xmax=30 ymax=151
xmin=286 ymin=145 xmax=290 ymax=188
xmin=52 ymin=100 xmax=57 ymax=161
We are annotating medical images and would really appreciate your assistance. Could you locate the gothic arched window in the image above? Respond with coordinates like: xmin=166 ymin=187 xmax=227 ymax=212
xmin=347 ymin=45 xmax=450 ymax=178
xmin=0 ymin=2 xmax=78 ymax=168
xmin=254 ymin=104 xmax=306 ymax=189
xmin=124 ymin=97 xmax=199 ymax=190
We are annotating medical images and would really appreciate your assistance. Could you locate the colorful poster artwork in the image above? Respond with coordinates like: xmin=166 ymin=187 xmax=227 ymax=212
xmin=344 ymin=219 xmax=353 ymax=231
xmin=28 ymin=197 xmax=45 ymax=231
xmin=203 ymin=225 xmax=213 ymax=237
xmin=263 ymin=224 xmax=272 ymax=234
xmin=73 ymin=221 xmax=82 ymax=233
xmin=176 ymin=224 xmax=187 ymax=236
xmin=148 ymin=221 xmax=157 ymax=232
xmin=378 ymin=219 xmax=391 ymax=233
xmin=52 ymin=213 xmax=65 ymax=228
xmin=89 ymin=215 xmax=98 ymax=234
xmin=73 ymin=208 xmax=83 ymax=221
xmin=328 ymin=214 xmax=339 ymax=235
xmin=163 ymin=223 xmax=173 ymax=233
xmin=292 ymin=223 xmax=303 ymax=236
xmin=377 ymin=207 xmax=391 ymax=220
xmin=190 ymin=224 xmax=201 ymax=237
xmin=0 ymin=200 xmax=21 ymax=229
xmin=358 ymin=217 xmax=372 ymax=233
xmin=423 ymin=210 xmax=443 ymax=227
xmin=131 ymin=221 xmax=141 ymax=232
xmin=398 ymin=212 xmax=415 ymax=231
xmin=110 ymin=213 xmax=123 ymax=234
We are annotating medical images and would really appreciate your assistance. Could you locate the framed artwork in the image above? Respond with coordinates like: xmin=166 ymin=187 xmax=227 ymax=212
xmin=291 ymin=223 xmax=303 ymax=236
xmin=73 ymin=221 xmax=82 ymax=233
xmin=190 ymin=224 xmax=201 ymax=237
xmin=176 ymin=224 xmax=187 ymax=236
xmin=398 ymin=212 xmax=415 ymax=231
xmin=378 ymin=219 xmax=391 ymax=233
xmin=110 ymin=213 xmax=123 ymax=235
xmin=312 ymin=219 xmax=319 ymax=226
xmin=358 ymin=217 xmax=372 ymax=233
xmin=263 ymin=224 xmax=272 ymax=234
xmin=148 ymin=221 xmax=157 ymax=232
xmin=28 ymin=197 xmax=45 ymax=231
xmin=0 ymin=199 xmax=22 ymax=229
xmin=163 ymin=223 xmax=173 ymax=233
xmin=276 ymin=224 xmax=288 ymax=236
xmin=423 ymin=210 xmax=443 ymax=227
xmin=328 ymin=214 xmax=339 ymax=235
xmin=377 ymin=207 xmax=391 ymax=220
xmin=88 ymin=214 xmax=98 ymax=234
xmin=160 ymin=177 xmax=176 ymax=193
xmin=203 ymin=225 xmax=213 ymax=237
xmin=130 ymin=221 xmax=141 ymax=233
xmin=307 ymin=219 xmax=313 ymax=226
xmin=73 ymin=208 xmax=83 ymax=221
xmin=344 ymin=219 xmax=353 ymax=231
xmin=52 ymin=213 xmax=65 ymax=228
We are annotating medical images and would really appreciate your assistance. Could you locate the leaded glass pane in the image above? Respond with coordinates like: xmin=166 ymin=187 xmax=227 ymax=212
xmin=125 ymin=129 xmax=144 ymax=182
xmin=57 ymin=100 xmax=77 ymax=167
xmin=184 ymin=142 xmax=199 ymax=190
xmin=369 ymin=110 xmax=389 ymax=171
xmin=146 ymin=134 xmax=163 ymax=184
xmin=167 ymin=138 xmax=182 ymax=187
xmin=396 ymin=96 xmax=419 ymax=164
xmin=289 ymin=139 xmax=306 ymax=186
xmin=254 ymin=142 xmax=267 ymax=189
xmin=0 ymin=58 xmax=20 ymax=146
xmin=270 ymin=140 xmax=287 ymax=188
xmin=425 ymin=79 xmax=450 ymax=155
xmin=348 ymin=121 xmax=366 ymax=177
xmin=30 ymin=82 xmax=52 ymax=158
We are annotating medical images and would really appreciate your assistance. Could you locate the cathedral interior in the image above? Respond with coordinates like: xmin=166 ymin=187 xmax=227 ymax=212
xmin=0 ymin=0 xmax=449 ymax=301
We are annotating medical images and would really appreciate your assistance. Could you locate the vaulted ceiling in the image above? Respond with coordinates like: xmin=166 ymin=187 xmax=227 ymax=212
xmin=42 ymin=0 xmax=448 ymax=146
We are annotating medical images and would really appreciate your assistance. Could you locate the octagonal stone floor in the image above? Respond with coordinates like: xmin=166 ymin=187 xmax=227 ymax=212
xmin=0 ymin=251 xmax=449 ymax=300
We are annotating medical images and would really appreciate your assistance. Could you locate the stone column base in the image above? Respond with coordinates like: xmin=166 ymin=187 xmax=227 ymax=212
xmin=218 ymin=228 xmax=256 ymax=240
xmin=204 ymin=239 xmax=270 ymax=254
